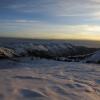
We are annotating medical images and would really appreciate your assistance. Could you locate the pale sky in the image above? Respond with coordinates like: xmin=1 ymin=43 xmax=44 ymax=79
xmin=0 ymin=0 xmax=100 ymax=40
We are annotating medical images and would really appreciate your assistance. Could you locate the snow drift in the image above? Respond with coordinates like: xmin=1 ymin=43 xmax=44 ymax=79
xmin=86 ymin=50 xmax=100 ymax=63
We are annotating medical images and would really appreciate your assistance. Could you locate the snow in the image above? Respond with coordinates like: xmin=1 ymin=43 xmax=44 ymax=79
xmin=0 ymin=47 xmax=16 ymax=58
xmin=0 ymin=39 xmax=96 ymax=58
xmin=1 ymin=42 xmax=76 ymax=57
xmin=28 ymin=44 xmax=48 ymax=51
xmin=86 ymin=50 xmax=100 ymax=63
xmin=0 ymin=38 xmax=100 ymax=99
xmin=0 ymin=58 xmax=100 ymax=100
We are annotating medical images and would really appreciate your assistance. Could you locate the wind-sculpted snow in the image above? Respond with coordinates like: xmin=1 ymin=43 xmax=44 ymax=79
xmin=0 ymin=59 xmax=100 ymax=100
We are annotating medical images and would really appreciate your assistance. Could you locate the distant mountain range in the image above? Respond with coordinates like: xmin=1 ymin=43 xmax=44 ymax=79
xmin=0 ymin=38 xmax=99 ymax=64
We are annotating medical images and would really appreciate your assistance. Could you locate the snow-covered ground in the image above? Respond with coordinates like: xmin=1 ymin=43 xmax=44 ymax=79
xmin=0 ymin=58 xmax=100 ymax=100
xmin=85 ymin=50 xmax=100 ymax=63
xmin=0 ymin=38 xmax=100 ymax=100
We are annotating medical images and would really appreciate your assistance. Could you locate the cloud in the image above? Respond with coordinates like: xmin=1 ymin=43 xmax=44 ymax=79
xmin=15 ymin=20 xmax=40 ymax=23
xmin=0 ymin=0 xmax=99 ymax=22
xmin=1 ymin=0 xmax=100 ymax=22
xmin=0 ymin=0 xmax=99 ymax=14
xmin=1 ymin=19 xmax=100 ymax=40
xmin=0 ymin=0 xmax=100 ymax=40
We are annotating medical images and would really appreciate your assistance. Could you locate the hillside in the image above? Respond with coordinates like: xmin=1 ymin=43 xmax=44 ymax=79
xmin=0 ymin=40 xmax=97 ymax=61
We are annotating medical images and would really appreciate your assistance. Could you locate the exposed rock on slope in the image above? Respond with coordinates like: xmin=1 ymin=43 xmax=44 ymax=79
xmin=0 ymin=47 xmax=16 ymax=58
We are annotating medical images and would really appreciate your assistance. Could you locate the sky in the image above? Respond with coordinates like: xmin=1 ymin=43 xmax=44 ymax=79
xmin=0 ymin=0 xmax=100 ymax=40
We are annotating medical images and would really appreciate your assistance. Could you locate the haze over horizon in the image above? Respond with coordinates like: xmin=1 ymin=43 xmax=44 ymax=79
xmin=1 ymin=0 xmax=100 ymax=41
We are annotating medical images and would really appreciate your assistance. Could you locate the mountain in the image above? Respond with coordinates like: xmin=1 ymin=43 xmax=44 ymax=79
xmin=0 ymin=41 xmax=97 ymax=60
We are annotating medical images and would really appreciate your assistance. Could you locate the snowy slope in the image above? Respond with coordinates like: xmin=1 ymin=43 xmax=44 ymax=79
xmin=0 ymin=40 xmax=97 ymax=59
xmin=86 ymin=50 xmax=100 ymax=63
xmin=0 ymin=38 xmax=98 ymax=64
xmin=0 ymin=59 xmax=99 ymax=100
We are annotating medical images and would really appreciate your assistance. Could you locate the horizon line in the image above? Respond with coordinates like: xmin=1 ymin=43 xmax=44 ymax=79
xmin=0 ymin=36 xmax=100 ymax=42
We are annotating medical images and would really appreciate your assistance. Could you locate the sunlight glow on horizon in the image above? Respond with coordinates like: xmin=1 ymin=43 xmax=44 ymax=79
xmin=3 ymin=31 xmax=100 ymax=41
xmin=1 ymin=23 xmax=100 ymax=41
